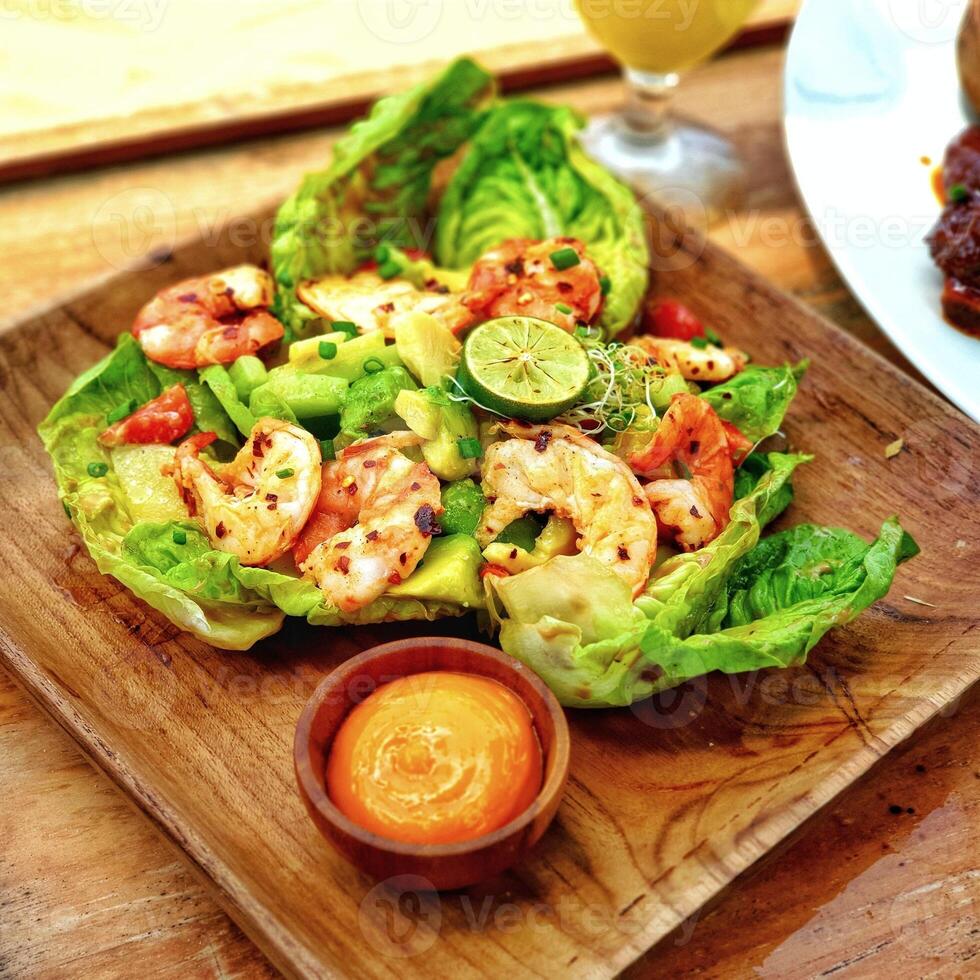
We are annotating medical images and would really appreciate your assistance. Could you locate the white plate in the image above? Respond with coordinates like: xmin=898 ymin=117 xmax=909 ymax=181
xmin=784 ymin=0 xmax=980 ymax=420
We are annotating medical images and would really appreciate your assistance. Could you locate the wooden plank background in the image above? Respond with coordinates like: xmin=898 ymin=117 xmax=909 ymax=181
xmin=0 ymin=0 xmax=797 ymax=179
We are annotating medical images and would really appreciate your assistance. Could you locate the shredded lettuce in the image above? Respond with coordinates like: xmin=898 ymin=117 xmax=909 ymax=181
xmin=436 ymin=100 xmax=649 ymax=336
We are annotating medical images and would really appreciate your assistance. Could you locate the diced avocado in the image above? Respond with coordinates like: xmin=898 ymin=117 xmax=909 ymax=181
xmin=110 ymin=445 xmax=188 ymax=524
xmin=386 ymin=533 xmax=484 ymax=609
xmin=288 ymin=330 xmax=402 ymax=381
xmin=394 ymin=311 xmax=461 ymax=387
xmin=494 ymin=516 xmax=543 ymax=553
xmin=394 ymin=386 xmax=479 ymax=481
xmin=247 ymin=382 xmax=298 ymax=423
xmin=649 ymin=371 xmax=693 ymax=409
xmin=227 ymin=356 xmax=268 ymax=402
xmin=439 ymin=479 xmax=486 ymax=536
xmin=199 ymin=364 xmax=257 ymax=436
xmin=483 ymin=516 xmax=578 ymax=574
xmin=339 ymin=365 xmax=417 ymax=442
xmin=251 ymin=370 xmax=348 ymax=421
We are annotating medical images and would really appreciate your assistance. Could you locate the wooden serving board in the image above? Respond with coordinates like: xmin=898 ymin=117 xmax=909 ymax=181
xmin=0 ymin=209 xmax=978 ymax=979
xmin=0 ymin=0 xmax=798 ymax=182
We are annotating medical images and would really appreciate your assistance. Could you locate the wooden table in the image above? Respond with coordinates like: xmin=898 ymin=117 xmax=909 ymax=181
xmin=1 ymin=44 xmax=977 ymax=979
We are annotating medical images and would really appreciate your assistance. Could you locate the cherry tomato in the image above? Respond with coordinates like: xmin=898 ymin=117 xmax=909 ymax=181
xmin=99 ymin=384 xmax=194 ymax=447
xmin=644 ymin=298 xmax=706 ymax=341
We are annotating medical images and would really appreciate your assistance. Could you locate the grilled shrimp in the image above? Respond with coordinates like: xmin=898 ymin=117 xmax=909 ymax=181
xmin=298 ymin=271 xmax=475 ymax=337
xmin=477 ymin=422 xmax=657 ymax=597
xmin=629 ymin=393 xmax=735 ymax=552
xmin=172 ymin=419 xmax=321 ymax=566
xmin=132 ymin=265 xmax=284 ymax=369
xmin=465 ymin=237 xmax=603 ymax=332
xmin=298 ymin=433 xmax=443 ymax=613
xmin=632 ymin=335 xmax=746 ymax=383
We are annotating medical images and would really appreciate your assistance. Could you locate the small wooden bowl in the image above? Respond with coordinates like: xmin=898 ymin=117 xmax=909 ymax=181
xmin=294 ymin=637 xmax=570 ymax=890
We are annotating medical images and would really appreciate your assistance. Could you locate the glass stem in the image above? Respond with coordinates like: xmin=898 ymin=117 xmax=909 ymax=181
xmin=621 ymin=68 xmax=679 ymax=144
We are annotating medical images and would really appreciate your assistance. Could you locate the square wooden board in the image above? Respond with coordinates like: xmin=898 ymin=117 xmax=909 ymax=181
xmin=0 ymin=210 xmax=977 ymax=978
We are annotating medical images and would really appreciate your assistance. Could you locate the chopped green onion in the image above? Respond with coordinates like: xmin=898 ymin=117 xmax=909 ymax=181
xmin=318 ymin=340 xmax=338 ymax=360
xmin=599 ymin=275 xmax=612 ymax=295
xmin=374 ymin=243 xmax=391 ymax=264
xmin=705 ymin=328 xmax=722 ymax=346
xmin=362 ymin=357 xmax=385 ymax=374
xmin=555 ymin=302 xmax=573 ymax=315
xmin=690 ymin=336 xmax=709 ymax=350
xmin=457 ymin=437 xmax=483 ymax=460
xmin=950 ymin=183 xmax=970 ymax=204
xmin=377 ymin=260 xmax=401 ymax=280
xmin=331 ymin=321 xmax=358 ymax=338
xmin=106 ymin=398 xmax=137 ymax=425
xmin=320 ymin=438 xmax=336 ymax=461
xmin=676 ymin=459 xmax=693 ymax=480
xmin=550 ymin=246 xmax=581 ymax=271
xmin=87 ymin=461 xmax=108 ymax=478
xmin=276 ymin=467 xmax=295 ymax=479
xmin=172 ymin=529 xmax=187 ymax=545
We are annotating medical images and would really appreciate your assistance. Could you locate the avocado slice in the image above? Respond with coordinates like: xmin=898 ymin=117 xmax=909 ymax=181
xmin=394 ymin=387 xmax=479 ymax=481
xmin=483 ymin=516 xmax=578 ymax=574
xmin=385 ymin=534 xmax=484 ymax=609
xmin=288 ymin=330 xmax=402 ymax=381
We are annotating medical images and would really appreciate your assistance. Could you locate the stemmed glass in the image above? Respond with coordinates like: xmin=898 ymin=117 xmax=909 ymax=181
xmin=575 ymin=0 xmax=760 ymax=226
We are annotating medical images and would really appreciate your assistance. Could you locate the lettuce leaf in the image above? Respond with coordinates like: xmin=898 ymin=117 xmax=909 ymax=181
xmin=492 ymin=454 xmax=916 ymax=707
xmin=198 ymin=364 xmax=256 ymax=437
xmin=435 ymin=100 xmax=649 ymax=336
xmin=271 ymin=58 xmax=494 ymax=338
xmin=701 ymin=362 xmax=807 ymax=443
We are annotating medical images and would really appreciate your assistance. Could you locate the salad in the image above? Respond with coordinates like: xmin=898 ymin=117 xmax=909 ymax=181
xmin=39 ymin=59 xmax=918 ymax=708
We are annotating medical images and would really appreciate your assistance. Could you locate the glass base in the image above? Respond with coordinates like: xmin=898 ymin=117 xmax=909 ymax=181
xmin=582 ymin=113 xmax=747 ymax=229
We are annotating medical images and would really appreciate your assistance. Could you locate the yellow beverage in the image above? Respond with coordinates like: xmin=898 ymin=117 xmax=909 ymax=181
xmin=575 ymin=0 xmax=759 ymax=74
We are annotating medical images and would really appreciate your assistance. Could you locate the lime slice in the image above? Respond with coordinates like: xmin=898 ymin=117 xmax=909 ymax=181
xmin=458 ymin=316 xmax=590 ymax=421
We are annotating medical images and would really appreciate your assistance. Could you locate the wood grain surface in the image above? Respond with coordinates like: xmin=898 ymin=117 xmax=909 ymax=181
xmin=0 ymin=0 xmax=798 ymax=182
xmin=1 ymin=45 xmax=978 ymax=980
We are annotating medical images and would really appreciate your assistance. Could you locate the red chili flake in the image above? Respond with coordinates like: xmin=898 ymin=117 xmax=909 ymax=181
xmin=509 ymin=549 xmax=518 ymax=560
xmin=335 ymin=540 xmax=351 ymax=550
xmin=691 ymin=367 xmax=700 ymax=376
xmin=265 ymin=493 xmax=277 ymax=502
xmin=336 ymin=556 xmax=350 ymax=574
xmin=690 ymin=505 xmax=701 ymax=518
xmin=178 ymin=292 xmax=198 ymax=303
xmin=414 ymin=504 xmax=440 ymax=537
xmin=410 ymin=481 xmax=421 ymax=491
xmin=388 ymin=572 xmax=402 ymax=585
xmin=504 ymin=259 xmax=525 ymax=276
xmin=633 ymin=496 xmax=644 ymax=507
xmin=534 ymin=430 xmax=552 ymax=453
xmin=346 ymin=482 xmax=358 ymax=496
xmin=366 ymin=530 xmax=379 ymax=542
xmin=399 ymin=552 xmax=407 ymax=566
xmin=363 ymin=460 xmax=377 ymax=468
xmin=706 ymin=360 xmax=715 ymax=371
xmin=222 ymin=326 xmax=239 ymax=339
xmin=379 ymin=302 xmax=395 ymax=313
xmin=722 ymin=392 xmax=733 ymax=400
xmin=252 ymin=440 xmax=265 ymax=458
xmin=689 ymin=440 xmax=700 ymax=454
xmin=617 ymin=546 xmax=630 ymax=561
xmin=267 ymin=502 xmax=277 ymax=511
xmin=215 ymin=522 xmax=226 ymax=539
xmin=556 ymin=281 xmax=573 ymax=294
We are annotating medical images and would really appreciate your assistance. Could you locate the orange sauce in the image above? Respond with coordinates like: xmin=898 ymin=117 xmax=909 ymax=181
xmin=326 ymin=671 xmax=543 ymax=845
xmin=932 ymin=165 xmax=946 ymax=205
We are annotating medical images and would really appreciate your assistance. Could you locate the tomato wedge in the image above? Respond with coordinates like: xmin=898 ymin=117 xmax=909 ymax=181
xmin=644 ymin=298 xmax=706 ymax=341
xmin=99 ymin=384 xmax=194 ymax=447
